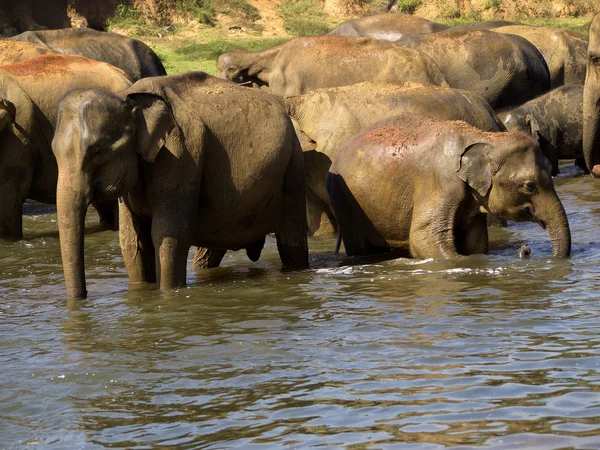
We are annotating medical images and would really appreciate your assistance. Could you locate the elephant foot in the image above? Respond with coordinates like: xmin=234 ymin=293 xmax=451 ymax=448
xmin=592 ymin=165 xmax=600 ymax=178
xmin=192 ymin=247 xmax=227 ymax=269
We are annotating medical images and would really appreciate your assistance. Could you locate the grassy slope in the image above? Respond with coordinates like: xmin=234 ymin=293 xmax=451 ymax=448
xmin=107 ymin=2 xmax=593 ymax=76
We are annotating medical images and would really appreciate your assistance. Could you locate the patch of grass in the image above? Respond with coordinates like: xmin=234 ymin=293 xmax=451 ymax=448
xmin=395 ymin=0 xmax=422 ymax=14
xmin=437 ymin=15 xmax=592 ymax=34
xmin=151 ymin=38 xmax=289 ymax=75
xmin=106 ymin=4 xmax=162 ymax=36
xmin=279 ymin=0 xmax=333 ymax=36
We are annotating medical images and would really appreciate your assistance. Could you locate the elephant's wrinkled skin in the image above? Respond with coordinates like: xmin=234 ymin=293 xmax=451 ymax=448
xmin=286 ymin=82 xmax=506 ymax=235
xmin=0 ymin=54 xmax=131 ymax=240
xmin=9 ymin=28 xmax=166 ymax=81
xmin=217 ymin=36 xmax=449 ymax=97
xmin=583 ymin=13 xmax=600 ymax=177
xmin=328 ymin=114 xmax=571 ymax=259
xmin=396 ymin=29 xmax=551 ymax=109
xmin=499 ymin=85 xmax=586 ymax=175
xmin=0 ymin=40 xmax=52 ymax=65
xmin=327 ymin=12 xmax=448 ymax=41
xmin=53 ymin=72 xmax=309 ymax=299
xmin=495 ymin=25 xmax=588 ymax=88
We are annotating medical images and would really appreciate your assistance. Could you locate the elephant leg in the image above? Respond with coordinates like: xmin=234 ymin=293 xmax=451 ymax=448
xmin=0 ymin=191 xmax=24 ymax=241
xmin=409 ymin=200 xmax=459 ymax=260
xmin=151 ymin=210 xmax=191 ymax=290
xmin=119 ymin=200 xmax=155 ymax=283
xmin=246 ymin=236 xmax=265 ymax=262
xmin=93 ymin=199 xmax=119 ymax=228
xmin=275 ymin=140 xmax=309 ymax=269
xmin=575 ymin=157 xmax=589 ymax=173
xmin=192 ymin=247 xmax=227 ymax=269
xmin=457 ymin=214 xmax=489 ymax=255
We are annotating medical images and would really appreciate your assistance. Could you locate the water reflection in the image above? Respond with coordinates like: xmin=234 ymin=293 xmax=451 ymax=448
xmin=2 ymin=172 xmax=600 ymax=448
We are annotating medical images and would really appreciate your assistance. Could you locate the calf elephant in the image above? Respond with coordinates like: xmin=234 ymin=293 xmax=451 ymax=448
xmin=499 ymin=85 xmax=585 ymax=175
xmin=494 ymin=25 xmax=588 ymax=88
xmin=52 ymin=72 xmax=309 ymax=299
xmin=396 ymin=28 xmax=551 ymax=109
xmin=328 ymin=114 xmax=571 ymax=259
xmin=0 ymin=54 xmax=131 ymax=240
xmin=327 ymin=12 xmax=448 ymax=40
xmin=0 ymin=40 xmax=52 ymax=65
xmin=217 ymin=36 xmax=448 ymax=96
xmin=9 ymin=28 xmax=166 ymax=81
xmin=583 ymin=13 xmax=600 ymax=177
xmin=286 ymin=82 xmax=506 ymax=234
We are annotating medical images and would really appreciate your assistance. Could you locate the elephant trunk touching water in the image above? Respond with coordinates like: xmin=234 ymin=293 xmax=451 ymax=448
xmin=584 ymin=14 xmax=600 ymax=177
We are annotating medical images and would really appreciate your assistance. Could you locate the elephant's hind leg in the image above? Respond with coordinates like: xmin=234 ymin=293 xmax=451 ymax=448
xmin=119 ymin=201 xmax=156 ymax=283
xmin=275 ymin=139 xmax=309 ymax=269
xmin=192 ymin=247 xmax=227 ymax=269
xmin=0 ymin=194 xmax=24 ymax=241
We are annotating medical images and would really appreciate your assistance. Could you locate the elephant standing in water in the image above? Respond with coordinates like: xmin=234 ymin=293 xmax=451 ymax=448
xmin=9 ymin=28 xmax=166 ymax=81
xmin=499 ymin=85 xmax=586 ymax=175
xmin=395 ymin=28 xmax=551 ymax=109
xmin=217 ymin=36 xmax=449 ymax=96
xmin=583 ymin=13 xmax=600 ymax=177
xmin=327 ymin=12 xmax=448 ymax=40
xmin=0 ymin=54 xmax=132 ymax=240
xmin=52 ymin=72 xmax=308 ymax=298
xmin=286 ymin=82 xmax=506 ymax=234
xmin=328 ymin=114 xmax=571 ymax=259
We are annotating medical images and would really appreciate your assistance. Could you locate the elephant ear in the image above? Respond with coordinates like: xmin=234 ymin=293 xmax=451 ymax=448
xmin=456 ymin=143 xmax=494 ymax=197
xmin=525 ymin=113 xmax=556 ymax=174
xmin=126 ymin=93 xmax=179 ymax=163
xmin=0 ymin=99 xmax=16 ymax=133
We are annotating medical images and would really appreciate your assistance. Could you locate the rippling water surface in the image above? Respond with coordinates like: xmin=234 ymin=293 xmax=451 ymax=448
xmin=2 ymin=164 xmax=600 ymax=449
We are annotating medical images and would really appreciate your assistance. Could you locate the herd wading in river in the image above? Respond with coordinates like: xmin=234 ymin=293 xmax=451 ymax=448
xmin=0 ymin=12 xmax=599 ymax=298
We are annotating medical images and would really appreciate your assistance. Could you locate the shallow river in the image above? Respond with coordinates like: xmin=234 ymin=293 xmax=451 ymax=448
xmin=2 ymin=164 xmax=600 ymax=449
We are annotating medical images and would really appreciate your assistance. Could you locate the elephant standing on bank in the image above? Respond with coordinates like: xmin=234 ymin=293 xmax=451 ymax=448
xmin=327 ymin=12 xmax=448 ymax=40
xmin=0 ymin=54 xmax=131 ymax=240
xmin=217 ymin=36 xmax=449 ymax=96
xmin=286 ymin=82 xmax=506 ymax=234
xmin=9 ymin=28 xmax=166 ymax=81
xmin=328 ymin=114 xmax=571 ymax=259
xmin=396 ymin=28 xmax=551 ymax=109
xmin=583 ymin=13 xmax=600 ymax=177
xmin=499 ymin=85 xmax=586 ymax=175
xmin=52 ymin=72 xmax=309 ymax=299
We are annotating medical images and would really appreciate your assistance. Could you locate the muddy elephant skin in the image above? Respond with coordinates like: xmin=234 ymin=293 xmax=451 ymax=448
xmin=328 ymin=114 xmax=571 ymax=260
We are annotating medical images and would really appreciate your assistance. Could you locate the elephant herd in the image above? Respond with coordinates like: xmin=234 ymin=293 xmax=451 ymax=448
xmin=0 ymin=12 xmax=599 ymax=299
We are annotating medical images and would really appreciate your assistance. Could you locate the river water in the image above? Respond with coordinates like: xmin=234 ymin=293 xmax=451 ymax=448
xmin=2 ymin=163 xmax=600 ymax=449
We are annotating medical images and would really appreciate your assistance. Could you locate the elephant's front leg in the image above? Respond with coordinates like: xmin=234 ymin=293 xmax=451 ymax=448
xmin=456 ymin=213 xmax=489 ymax=256
xmin=119 ymin=200 xmax=155 ymax=283
xmin=409 ymin=200 xmax=460 ymax=260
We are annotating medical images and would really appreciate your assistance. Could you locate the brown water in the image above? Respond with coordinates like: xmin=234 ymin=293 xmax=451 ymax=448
xmin=2 ymin=164 xmax=600 ymax=449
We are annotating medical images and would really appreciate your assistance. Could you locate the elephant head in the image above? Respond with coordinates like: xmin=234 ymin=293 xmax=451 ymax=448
xmin=584 ymin=13 xmax=600 ymax=176
xmin=217 ymin=47 xmax=280 ymax=88
xmin=52 ymin=89 xmax=178 ymax=298
xmin=456 ymin=133 xmax=570 ymax=257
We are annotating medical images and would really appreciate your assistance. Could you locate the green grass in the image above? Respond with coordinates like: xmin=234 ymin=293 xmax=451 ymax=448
xmin=437 ymin=15 xmax=592 ymax=34
xmin=151 ymin=38 xmax=290 ymax=75
xmin=278 ymin=0 xmax=334 ymax=36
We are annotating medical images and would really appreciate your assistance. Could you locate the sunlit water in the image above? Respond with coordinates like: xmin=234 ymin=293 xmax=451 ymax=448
xmin=2 ymin=164 xmax=600 ymax=449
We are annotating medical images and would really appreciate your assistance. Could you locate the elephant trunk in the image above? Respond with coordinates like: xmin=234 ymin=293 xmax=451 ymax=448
xmin=534 ymin=192 xmax=571 ymax=258
xmin=583 ymin=70 xmax=600 ymax=176
xmin=56 ymin=171 xmax=92 ymax=299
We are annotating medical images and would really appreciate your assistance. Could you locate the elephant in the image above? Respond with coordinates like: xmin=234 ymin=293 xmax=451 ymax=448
xmin=9 ymin=28 xmax=166 ymax=81
xmin=494 ymin=25 xmax=588 ymax=88
xmin=327 ymin=12 xmax=449 ymax=40
xmin=327 ymin=114 xmax=571 ymax=259
xmin=217 ymin=36 xmax=449 ymax=97
xmin=52 ymin=71 xmax=309 ymax=299
xmin=395 ymin=28 xmax=551 ymax=109
xmin=498 ymin=84 xmax=586 ymax=176
xmin=285 ymin=81 xmax=506 ymax=235
xmin=452 ymin=20 xmax=522 ymax=31
xmin=0 ymin=54 xmax=132 ymax=240
xmin=583 ymin=13 xmax=600 ymax=177
xmin=0 ymin=40 xmax=52 ymax=65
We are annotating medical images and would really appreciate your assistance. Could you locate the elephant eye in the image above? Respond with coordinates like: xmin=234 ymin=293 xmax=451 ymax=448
xmin=519 ymin=180 xmax=537 ymax=194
